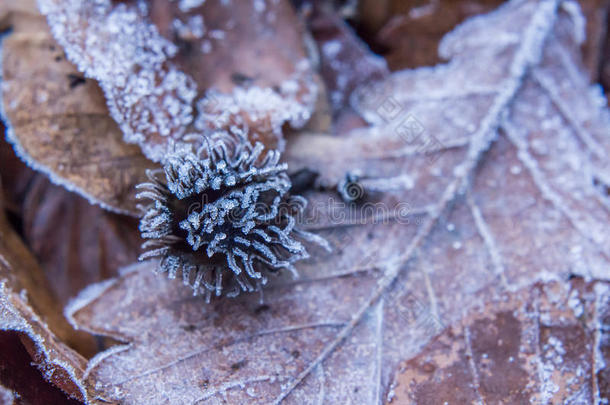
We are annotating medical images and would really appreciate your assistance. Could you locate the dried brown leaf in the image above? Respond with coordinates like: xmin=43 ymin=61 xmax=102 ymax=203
xmin=308 ymin=6 xmax=389 ymax=116
xmin=0 ymin=122 xmax=140 ymax=324
xmin=368 ymin=0 xmax=505 ymax=70
xmin=22 ymin=175 xmax=141 ymax=308
xmin=0 ymin=7 xmax=158 ymax=215
xmin=360 ymin=0 xmax=608 ymax=80
xmin=0 ymin=208 xmax=93 ymax=402
xmin=0 ymin=0 xmax=45 ymax=34
xmin=38 ymin=0 xmax=318 ymax=161
xmin=576 ymin=0 xmax=610 ymax=79
xmin=391 ymin=279 xmax=610 ymax=404
xmin=0 ymin=127 xmax=35 ymax=216
xmin=54 ymin=1 xmax=610 ymax=404
xmin=149 ymin=0 xmax=310 ymax=96
xmin=0 ymin=331 xmax=84 ymax=405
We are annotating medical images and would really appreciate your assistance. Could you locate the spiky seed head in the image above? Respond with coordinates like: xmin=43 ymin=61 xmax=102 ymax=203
xmin=136 ymin=138 xmax=329 ymax=301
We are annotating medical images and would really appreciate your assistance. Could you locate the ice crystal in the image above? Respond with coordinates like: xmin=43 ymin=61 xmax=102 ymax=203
xmin=136 ymin=137 xmax=329 ymax=300
xmin=173 ymin=15 xmax=205 ymax=40
xmin=175 ymin=0 xmax=207 ymax=13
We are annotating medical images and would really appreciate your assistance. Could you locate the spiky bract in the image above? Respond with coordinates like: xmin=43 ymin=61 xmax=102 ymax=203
xmin=137 ymin=139 xmax=328 ymax=301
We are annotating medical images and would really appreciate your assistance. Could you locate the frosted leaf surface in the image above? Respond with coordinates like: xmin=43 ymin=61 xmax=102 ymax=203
xmin=308 ymin=8 xmax=389 ymax=115
xmin=59 ymin=1 xmax=610 ymax=403
xmin=0 ymin=8 xmax=158 ymax=215
xmin=37 ymin=0 xmax=196 ymax=162
xmin=391 ymin=279 xmax=610 ymax=404
xmin=0 ymin=384 xmax=14 ymax=405
xmin=38 ymin=0 xmax=318 ymax=161
xmin=0 ymin=208 xmax=94 ymax=402
xmin=151 ymin=0 xmax=319 ymax=152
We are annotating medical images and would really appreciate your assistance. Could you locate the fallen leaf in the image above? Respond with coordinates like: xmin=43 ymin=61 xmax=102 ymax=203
xmin=0 ymin=0 xmax=45 ymax=34
xmin=0 ymin=204 xmax=93 ymax=401
xmin=0 ymin=120 xmax=140 ymax=337
xmin=0 ymin=383 xmax=13 ymax=404
xmin=299 ymin=5 xmax=389 ymax=135
xmin=53 ymin=1 xmax=610 ymax=403
xmin=308 ymin=6 xmax=389 ymax=116
xmin=366 ymin=0 xmax=505 ymax=70
xmin=148 ymin=0 xmax=310 ymax=96
xmin=575 ymin=0 xmax=610 ymax=80
xmin=601 ymin=5 xmax=610 ymax=104
xmin=38 ymin=0 xmax=319 ymax=161
xmin=391 ymin=278 xmax=610 ymax=404
xmin=0 ymin=331 xmax=84 ymax=405
xmin=0 ymin=5 xmax=158 ymax=215
xmin=358 ymin=0 xmax=608 ymax=79
xmin=0 ymin=127 xmax=35 ymax=218
xmin=22 ymin=175 xmax=142 ymax=308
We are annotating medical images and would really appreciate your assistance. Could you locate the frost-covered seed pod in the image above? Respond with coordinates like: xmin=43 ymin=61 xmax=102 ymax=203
xmin=136 ymin=137 xmax=329 ymax=301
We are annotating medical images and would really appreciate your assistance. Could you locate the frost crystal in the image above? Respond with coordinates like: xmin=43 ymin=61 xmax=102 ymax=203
xmin=136 ymin=138 xmax=329 ymax=300
xmin=173 ymin=15 xmax=206 ymax=40
xmin=175 ymin=0 xmax=207 ymax=13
